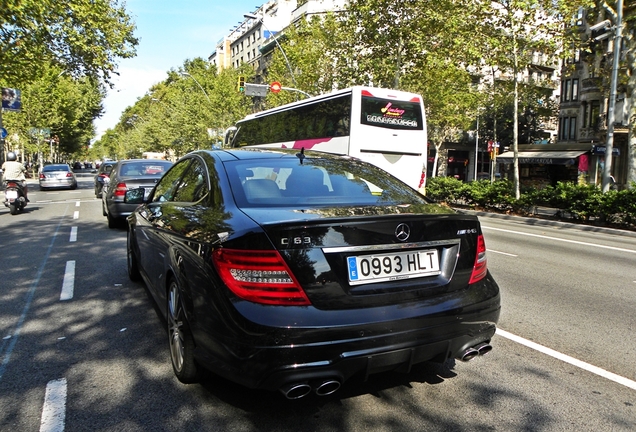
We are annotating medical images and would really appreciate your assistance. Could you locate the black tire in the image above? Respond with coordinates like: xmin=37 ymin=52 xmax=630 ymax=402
xmin=107 ymin=212 xmax=118 ymax=229
xmin=9 ymin=203 xmax=17 ymax=215
xmin=167 ymin=279 xmax=202 ymax=384
xmin=127 ymin=228 xmax=141 ymax=282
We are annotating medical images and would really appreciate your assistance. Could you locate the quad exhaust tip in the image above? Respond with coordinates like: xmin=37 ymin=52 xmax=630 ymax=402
xmin=280 ymin=378 xmax=342 ymax=399
xmin=457 ymin=342 xmax=493 ymax=362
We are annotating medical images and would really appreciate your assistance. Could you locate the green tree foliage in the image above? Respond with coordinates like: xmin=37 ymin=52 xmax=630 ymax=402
xmin=474 ymin=0 xmax=585 ymax=198
xmin=265 ymin=12 xmax=346 ymax=105
xmin=2 ymin=64 xmax=103 ymax=161
xmin=94 ymin=58 xmax=253 ymax=160
xmin=0 ymin=0 xmax=138 ymax=86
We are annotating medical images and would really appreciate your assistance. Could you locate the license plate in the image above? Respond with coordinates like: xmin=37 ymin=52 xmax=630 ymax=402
xmin=5 ymin=190 xmax=18 ymax=199
xmin=347 ymin=249 xmax=440 ymax=285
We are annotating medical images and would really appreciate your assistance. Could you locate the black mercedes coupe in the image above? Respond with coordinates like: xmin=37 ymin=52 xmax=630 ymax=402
xmin=125 ymin=148 xmax=500 ymax=399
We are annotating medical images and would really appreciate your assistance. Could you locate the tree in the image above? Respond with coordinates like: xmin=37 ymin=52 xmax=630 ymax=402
xmin=0 ymin=0 xmax=138 ymax=86
xmin=2 ymin=64 xmax=103 ymax=162
xmin=475 ymin=0 xmax=584 ymax=198
xmin=94 ymin=57 xmax=253 ymax=159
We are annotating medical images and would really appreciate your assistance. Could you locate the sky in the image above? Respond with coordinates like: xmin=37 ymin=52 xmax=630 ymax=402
xmin=93 ymin=0 xmax=259 ymax=139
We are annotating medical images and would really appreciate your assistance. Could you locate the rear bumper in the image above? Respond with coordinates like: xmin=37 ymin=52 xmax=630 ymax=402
xmin=193 ymin=275 xmax=500 ymax=391
xmin=40 ymin=180 xmax=76 ymax=189
xmin=106 ymin=200 xmax=138 ymax=219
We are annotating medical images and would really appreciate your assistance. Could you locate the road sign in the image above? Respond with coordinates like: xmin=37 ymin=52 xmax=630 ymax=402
xmin=270 ymin=82 xmax=282 ymax=93
xmin=245 ymin=83 xmax=268 ymax=97
xmin=0 ymin=127 xmax=7 ymax=139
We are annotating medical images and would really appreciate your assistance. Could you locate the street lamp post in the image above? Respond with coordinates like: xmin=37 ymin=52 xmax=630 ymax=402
xmin=601 ymin=0 xmax=623 ymax=192
xmin=180 ymin=72 xmax=212 ymax=104
xmin=244 ymin=13 xmax=297 ymax=87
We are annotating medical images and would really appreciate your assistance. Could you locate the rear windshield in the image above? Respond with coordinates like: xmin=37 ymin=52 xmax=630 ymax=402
xmin=42 ymin=165 xmax=69 ymax=172
xmin=225 ymin=155 xmax=431 ymax=208
xmin=119 ymin=161 xmax=172 ymax=176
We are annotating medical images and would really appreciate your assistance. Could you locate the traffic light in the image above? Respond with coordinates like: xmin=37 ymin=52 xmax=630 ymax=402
xmin=237 ymin=76 xmax=245 ymax=92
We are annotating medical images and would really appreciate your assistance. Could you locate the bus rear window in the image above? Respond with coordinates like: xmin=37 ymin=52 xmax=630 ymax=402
xmin=360 ymin=96 xmax=423 ymax=130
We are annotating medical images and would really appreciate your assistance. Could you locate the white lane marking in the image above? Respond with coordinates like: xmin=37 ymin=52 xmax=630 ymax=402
xmin=69 ymin=227 xmax=77 ymax=242
xmin=73 ymin=211 xmax=79 ymax=219
xmin=497 ymin=329 xmax=636 ymax=391
xmin=60 ymin=261 xmax=75 ymax=301
xmin=482 ymin=226 xmax=636 ymax=254
xmin=39 ymin=378 xmax=67 ymax=432
xmin=488 ymin=249 xmax=518 ymax=257
xmin=75 ymin=201 xmax=80 ymax=207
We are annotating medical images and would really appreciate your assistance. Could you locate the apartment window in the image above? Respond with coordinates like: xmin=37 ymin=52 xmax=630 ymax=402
xmin=562 ymin=80 xmax=571 ymax=101
xmin=590 ymin=101 xmax=600 ymax=129
xmin=583 ymin=103 xmax=589 ymax=127
xmin=571 ymin=79 xmax=579 ymax=101
xmin=569 ymin=117 xmax=577 ymax=140
xmin=562 ymin=117 xmax=569 ymax=140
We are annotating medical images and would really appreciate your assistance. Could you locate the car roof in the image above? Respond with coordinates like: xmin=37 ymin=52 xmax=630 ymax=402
xmin=202 ymin=148 xmax=351 ymax=162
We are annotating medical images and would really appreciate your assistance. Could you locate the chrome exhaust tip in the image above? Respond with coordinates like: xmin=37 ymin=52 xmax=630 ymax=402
xmin=279 ymin=382 xmax=312 ymax=400
xmin=475 ymin=342 xmax=493 ymax=356
xmin=457 ymin=347 xmax=480 ymax=362
xmin=314 ymin=379 xmax=341 ymax=396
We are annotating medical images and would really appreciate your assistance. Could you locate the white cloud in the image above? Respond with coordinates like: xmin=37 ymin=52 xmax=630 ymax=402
xmin=94 ymin=66 xmax=168 ymax=140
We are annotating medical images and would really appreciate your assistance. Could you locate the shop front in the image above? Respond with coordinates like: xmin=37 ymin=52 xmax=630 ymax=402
xmin=496 ymin=145 xmax=591 ymax=189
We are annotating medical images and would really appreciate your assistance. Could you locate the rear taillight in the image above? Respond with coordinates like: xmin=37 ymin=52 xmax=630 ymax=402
xmin=114 ymin=182 xmax=127 ymax=197
xmin=39 ymin=173 xmax=45 ymax=179
xmin=66 ymin=172 xmax=73 ymax=178
xmin=98 ymin=173 xmax=109 ymax=179
xmin=468 ymin=234 xmax=488 ymax=284
xmin=6 ymin=181 xmax=19 ymax=188
xmin=212 ymin=249 xmax=310 ymax=306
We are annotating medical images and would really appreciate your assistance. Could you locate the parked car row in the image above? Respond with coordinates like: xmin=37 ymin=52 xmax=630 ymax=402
xmin=100 ymin=159 xmax=173 ymax=228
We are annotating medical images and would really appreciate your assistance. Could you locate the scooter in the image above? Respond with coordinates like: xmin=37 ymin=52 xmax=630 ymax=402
xmin=3 ymin=181 xmax=27 ymax=215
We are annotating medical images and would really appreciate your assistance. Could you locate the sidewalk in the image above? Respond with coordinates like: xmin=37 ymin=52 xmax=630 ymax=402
xmin=455 ymin=207 xmax=636 ymax=239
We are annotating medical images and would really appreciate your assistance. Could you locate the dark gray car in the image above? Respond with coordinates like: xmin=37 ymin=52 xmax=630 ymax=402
xmin=94 ymin=161 xmax=117 ymax=198
xmin=102 ymin=159 xmax=172 ymax=228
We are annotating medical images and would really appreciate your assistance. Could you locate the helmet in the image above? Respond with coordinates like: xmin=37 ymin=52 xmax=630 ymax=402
xmin=6 ymin=152 xmax=17 ymax=161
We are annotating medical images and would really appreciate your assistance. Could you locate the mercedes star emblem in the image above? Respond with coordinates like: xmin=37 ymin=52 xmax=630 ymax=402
xmin=395 ymin=223 xmax=410 ymax=242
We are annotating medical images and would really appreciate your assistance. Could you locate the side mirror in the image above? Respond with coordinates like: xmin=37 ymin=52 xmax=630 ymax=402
xmin=124 ymin=187 xmax=146 ymax=204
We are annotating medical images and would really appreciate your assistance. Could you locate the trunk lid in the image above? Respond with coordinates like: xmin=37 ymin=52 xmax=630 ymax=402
xmin=240 ymin=205 xmax=484 ymax=310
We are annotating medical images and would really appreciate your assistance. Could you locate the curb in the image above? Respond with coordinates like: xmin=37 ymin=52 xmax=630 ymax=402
xmin=454 ymin=208 xmax=636 ymax=239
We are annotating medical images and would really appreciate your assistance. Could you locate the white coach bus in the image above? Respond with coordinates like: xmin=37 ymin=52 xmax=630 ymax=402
xmin=227 ymin=86 xmax=428 ymax=190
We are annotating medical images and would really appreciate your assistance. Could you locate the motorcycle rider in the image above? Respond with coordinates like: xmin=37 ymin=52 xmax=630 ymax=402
xmin=1 ymin=152 xmax=29 ymax=202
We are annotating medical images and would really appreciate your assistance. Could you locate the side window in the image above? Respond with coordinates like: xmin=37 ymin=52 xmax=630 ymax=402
xmin=172 ymin=160 xmax=209 ymax=203
xmin=151 ymin=160 xmax=192 ymax=203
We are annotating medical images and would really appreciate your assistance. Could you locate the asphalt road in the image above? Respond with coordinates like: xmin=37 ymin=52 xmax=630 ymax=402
xmin=0 ymin=178 xmax=634 ymax=431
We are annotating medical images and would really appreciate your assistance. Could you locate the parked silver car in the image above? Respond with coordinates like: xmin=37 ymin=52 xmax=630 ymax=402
xmin=39 ymin=164 xmax=78 ymax=190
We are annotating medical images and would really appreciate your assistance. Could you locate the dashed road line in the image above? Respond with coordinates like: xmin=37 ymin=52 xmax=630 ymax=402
xmin=39 ymin=378 xmax=67 ymax=432
xmin=69 ymin=227 xmax=77 ymax=242
xmin=60 ymin=261 xmax=75 ymax=301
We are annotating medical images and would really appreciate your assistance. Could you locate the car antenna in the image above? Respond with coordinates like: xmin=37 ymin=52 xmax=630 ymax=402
xmin=296 ymin=147 xmax=305 ymax=164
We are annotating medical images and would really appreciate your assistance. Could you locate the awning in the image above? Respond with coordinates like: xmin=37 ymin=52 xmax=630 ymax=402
xmin=497 ymin=150 xmax=587 ymax=165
